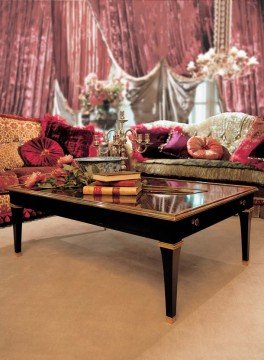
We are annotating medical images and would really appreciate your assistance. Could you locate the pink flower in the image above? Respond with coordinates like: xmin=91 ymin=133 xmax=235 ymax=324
xmin=52 ymin=168 xmax=68 ymax=178
xmin=24 ymin=172 xmax=47 ymax=189
xmin=57 ymin=155 xmax=74 ymax=167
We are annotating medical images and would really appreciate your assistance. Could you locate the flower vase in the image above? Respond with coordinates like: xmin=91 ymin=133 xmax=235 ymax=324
xmin=89 ymin=100 xmax=118 ymax=130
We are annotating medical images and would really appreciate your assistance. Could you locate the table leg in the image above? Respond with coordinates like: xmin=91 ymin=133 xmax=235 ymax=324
xmin=159 ymin=240 xmax=183 ymax=324
xmin=239 ymin=207 xmax=253 ymax=262
xmin=11 ymin=205 xmax=23 ymax=254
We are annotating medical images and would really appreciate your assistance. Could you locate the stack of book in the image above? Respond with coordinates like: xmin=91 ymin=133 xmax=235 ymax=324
xmin=83 ymin=171 xmax=142 ymax=204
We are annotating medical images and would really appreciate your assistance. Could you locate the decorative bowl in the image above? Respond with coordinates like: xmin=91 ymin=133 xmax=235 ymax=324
xmin=75 ymin=157 xmax=126 ymax=174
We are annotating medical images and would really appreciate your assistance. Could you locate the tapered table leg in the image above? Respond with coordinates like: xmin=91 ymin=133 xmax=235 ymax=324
xmin=11 ymin=205 xmax=23 ymax=254
xmin=159 ymin=240 xmax=183 ymax=324
xmin=239 ymin=207 xmax=253 ymax=262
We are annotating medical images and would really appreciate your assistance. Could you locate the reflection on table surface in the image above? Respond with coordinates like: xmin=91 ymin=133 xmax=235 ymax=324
xmin=49 ymin=177 xmax=251 ymax=217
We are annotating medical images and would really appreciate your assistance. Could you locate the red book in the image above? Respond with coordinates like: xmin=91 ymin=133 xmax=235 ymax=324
xmin=83 ymin=181 xmax=142 ymax=196
xmin=93 ymin=180 xmax=139 ymax=187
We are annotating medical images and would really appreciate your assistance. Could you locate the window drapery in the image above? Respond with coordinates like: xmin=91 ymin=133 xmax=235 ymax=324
xmin=51 ymin=0 xmax=111 ymax=111
xmin=88 ymin=0 xmax=213 ymax=123
xmin=217 ymin=0 xmax=264 ymax=116
xmin=0 ymin=0 xmax=54 ymax=117
xmin=89 ymin=0 xmax=213 ymax=76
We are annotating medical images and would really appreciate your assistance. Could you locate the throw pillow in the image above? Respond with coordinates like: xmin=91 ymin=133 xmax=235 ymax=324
xmin=43 ymin=117 xmax=95 ymax=158
xmin=131 ymin=125 xmax=180 ymax=159
xmin=0 ymin=143 xmax=24 ymax=170
xmin=19 ymin=137 xmax=64 ymax=166
xmin=187 ymin=136 xmax=224 ymax=160
xmin=0 ymin=114 xmax=41 ymax=144
xmin=160 ymin=130 xmax=190 ymax=158
xmin=230 ymin=117 xmax=264 ymax=170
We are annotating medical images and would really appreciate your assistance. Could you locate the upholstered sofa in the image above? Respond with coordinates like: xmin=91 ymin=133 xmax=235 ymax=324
xmin=0 ymin=114 xmax=95 ymax=227
xmin=131 ymin=112 xmax=264 ymax=218
xmin=0 ymin=115 xmax=56 ymax=226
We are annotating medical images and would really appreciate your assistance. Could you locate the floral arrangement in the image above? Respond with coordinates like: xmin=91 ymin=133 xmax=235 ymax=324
xmin=187 ymin=47 xmax=258 ymax=80
xmin=24 ymin=155 xmax=92 ymax=189
xmin=79 ymin=73 xmax=125 ymax=116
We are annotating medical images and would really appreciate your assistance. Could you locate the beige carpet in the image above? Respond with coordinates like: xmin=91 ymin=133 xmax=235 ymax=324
xmin=0 ymin=216 xmax=263 ymax=360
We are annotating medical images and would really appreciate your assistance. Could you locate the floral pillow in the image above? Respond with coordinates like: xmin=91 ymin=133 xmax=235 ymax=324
xmin=0 ymin=142 xmax=24 ymax=170
xmin=19 ymin=137 xmax=64 ymax=166
xmin=187 ymin=136 xmax=224 ymax=160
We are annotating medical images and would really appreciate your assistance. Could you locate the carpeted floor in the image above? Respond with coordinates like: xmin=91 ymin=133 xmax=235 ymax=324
xmin=0 ymin=216 xmax=263 ymax=360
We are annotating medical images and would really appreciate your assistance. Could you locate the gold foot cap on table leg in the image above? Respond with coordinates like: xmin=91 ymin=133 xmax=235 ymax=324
xmin=166 ymin=316 xmax=176 ymax=324
xmin=242 ymin=260 xmax=249 ymax=266
xmin=15 ymin=252 xmax=22 ymax=257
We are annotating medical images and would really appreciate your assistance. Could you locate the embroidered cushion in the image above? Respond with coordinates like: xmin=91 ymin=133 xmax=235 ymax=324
xmin=230 ymin=117 xmax=264 ymax=170
xmin=19 ymin=137 xmax=64 ymax=166
xmin=43 ymin=115 xmax=95 ymax=158
xmin=0 ymin=142 xmax=24 ymax=170
xmin=160 ymin=130 xmax=190 ymax=158
xmin=187 ymin=136 xmax=224 ymax=160
xmin=0 ymin=114 xmax=41 ymax=144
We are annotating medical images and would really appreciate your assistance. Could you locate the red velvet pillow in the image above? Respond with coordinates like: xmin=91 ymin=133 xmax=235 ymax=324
xmin=19 ymin=137 xmax=64 ymax=166
xmin=160 ymin=131 xmax=190 ymax=158
xmin=130 ymin=126 xmax=173 ymax=160
xmin=187 ymin=136 xmax=223 ymax=160
xmin=43 ymin=118 xmax=95 ymax=158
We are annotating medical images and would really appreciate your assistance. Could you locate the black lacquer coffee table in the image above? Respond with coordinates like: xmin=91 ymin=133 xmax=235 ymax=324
xmin=9 ymin=178 xmax=256 ymax=323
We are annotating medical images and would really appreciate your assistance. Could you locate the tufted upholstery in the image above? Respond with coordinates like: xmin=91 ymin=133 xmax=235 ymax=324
xmin=131 ymin=112 xmax=263 ymax=218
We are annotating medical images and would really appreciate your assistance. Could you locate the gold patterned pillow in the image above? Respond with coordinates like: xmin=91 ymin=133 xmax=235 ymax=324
xmin=0 ymin=115 xmax=41 ymax=144
xmin=0 ymin=142 xmax=24 ymax=170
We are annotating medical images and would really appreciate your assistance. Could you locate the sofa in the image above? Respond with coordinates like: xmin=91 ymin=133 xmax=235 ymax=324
xmin=130 ymin=112 xmax=264 ymax=218
xmin=0 ymin=114 xmax=96 ymax=227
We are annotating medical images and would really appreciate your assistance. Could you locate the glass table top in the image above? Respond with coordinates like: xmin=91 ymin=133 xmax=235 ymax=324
xmin=11 ymin=177 xmax=255 ymax=221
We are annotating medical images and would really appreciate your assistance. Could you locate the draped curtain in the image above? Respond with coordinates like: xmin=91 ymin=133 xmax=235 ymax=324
xmin=89 ymin=0 xmax=213 ymax=123
xmin=51 ymin=0 xmax=111 ymax=111
xmin=217 ymin=0 xmax=264 ymax=116
xmin=89 ymin=0 xmax=213 ymax=76
xmin=0 ymin=0 xmax=54 ymax=117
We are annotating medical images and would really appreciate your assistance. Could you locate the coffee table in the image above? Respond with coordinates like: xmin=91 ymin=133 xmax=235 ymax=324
xmin=9 ymin=178 xmax=256 ymax=323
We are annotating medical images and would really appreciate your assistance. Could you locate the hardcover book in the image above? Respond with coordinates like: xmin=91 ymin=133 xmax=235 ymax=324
xmin=83 ymin=182 xmax=142 ymax=196
xmin=93 ymin=179 xmax=139 ymax=187
xmin=92 ymin=171 xmax=141 ymax=182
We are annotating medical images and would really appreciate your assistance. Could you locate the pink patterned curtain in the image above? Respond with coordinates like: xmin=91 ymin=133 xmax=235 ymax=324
xmin=217 ymin=0 xmax=264 ymax=116
xmin=89 ymin=0 xmax=213 ymax=76
xmin=0 ymin=0 xmax=54 ymax=117
xmin=51 ymin=0 xmax=111 ymax=110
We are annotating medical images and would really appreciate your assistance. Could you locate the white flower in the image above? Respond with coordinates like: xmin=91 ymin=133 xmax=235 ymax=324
xmin=187 ymin=61 xmax=196 ymax=71
xmin=248 ymin=56 xmax=258 ymax=65
xmin=232 ymin=64 xmax=240 ymax=72
xmin=201 ymin=65 xmax=209 ymax=74
xmin=217 ymin=68 xmax=226 ymax=76
xmin=237 ymin=50 xmax=247 ymax=59
xmin=84 ymin=73 xmax=97 ymax=84
xmin=230 ymin=46 xmax=239 ymax=55
xmin=207 ymin=48 xmax=216 ymax=57
xmin=203 ymin=52 xmax=212 ymax=61
xmin=197 ymin=54 xmax=205 ymax=62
